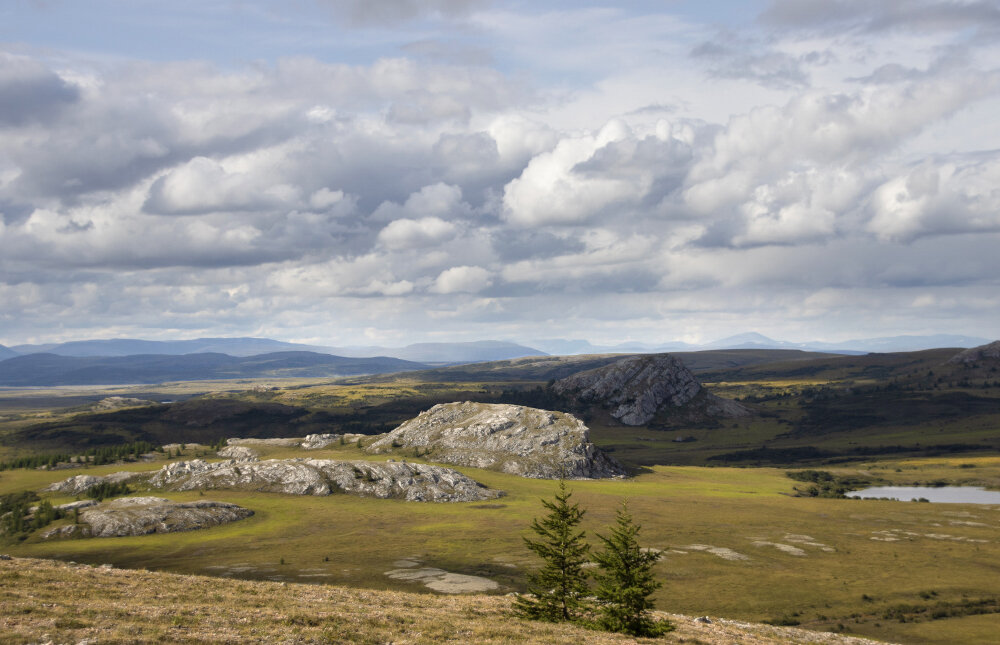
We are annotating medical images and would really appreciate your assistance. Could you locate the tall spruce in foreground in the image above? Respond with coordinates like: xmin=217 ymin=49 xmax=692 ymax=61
xmin=592 ymin=501 xmax=671 ymax=636
xmin=514 ymin=479 xmax=591 ymax=622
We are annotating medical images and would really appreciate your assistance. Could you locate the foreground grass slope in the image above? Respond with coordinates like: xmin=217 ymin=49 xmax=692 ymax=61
xmin=3 ymin=448 xmax=1000 ymax=644
xmin=0 ymin=556 xmax=890 ymax=644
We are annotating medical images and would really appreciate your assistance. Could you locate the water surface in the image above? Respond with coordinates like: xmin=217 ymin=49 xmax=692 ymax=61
xmin=847 ymin=486 xmax=1000 ymax=504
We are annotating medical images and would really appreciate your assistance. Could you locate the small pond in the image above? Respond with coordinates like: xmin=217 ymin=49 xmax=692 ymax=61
xmin=847 ymin=486 xmax=1000 ymax=504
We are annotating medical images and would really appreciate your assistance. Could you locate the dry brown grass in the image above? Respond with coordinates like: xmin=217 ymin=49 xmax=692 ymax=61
xmin=1 ymin=556 xmax=891 ymax=644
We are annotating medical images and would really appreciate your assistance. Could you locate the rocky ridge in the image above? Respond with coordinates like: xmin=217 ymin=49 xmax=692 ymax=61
xmin=41 ymin=496 xmax=253 ymax=539
xmin=949 ymin=340 xmax=1000 ymax=365
xmin=553 ymin=353 xmax=750 ymax=426
xmin=366 ymin=401 xmax=626 ymax=479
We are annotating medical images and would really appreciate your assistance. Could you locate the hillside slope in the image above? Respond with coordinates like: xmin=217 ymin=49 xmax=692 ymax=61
xmin=0 ymin=557 xmax=890 ymax=645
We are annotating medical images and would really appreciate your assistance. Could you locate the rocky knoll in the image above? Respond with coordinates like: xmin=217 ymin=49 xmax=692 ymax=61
xmin=553 ymin=353 xmax=750 ymax=426
xmin=150 ymin=458 xmax=500 ymax=502
xmin=44 ymin=471 xmax=138 ymax=495
xmin=366 ymin=402 xmax=626 ymax=479
xmin=949 ymin=340 xmax=1000 ymax=365
xmin=42 ymin=496 xmax=253 ymax=538
xmin=43 ymin=458 xmax=499 ymax=502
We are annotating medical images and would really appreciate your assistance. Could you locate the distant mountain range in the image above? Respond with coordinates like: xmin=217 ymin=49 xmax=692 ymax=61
xmin=528 ymin=332 xmax=993 ymax=355
xmin=0 ymin=352 xmax=427 ymax=386
xmin=1 ymin=333 xmax=994 ymax=388
xmin=6 ymin=338 xmax=545 ymax=364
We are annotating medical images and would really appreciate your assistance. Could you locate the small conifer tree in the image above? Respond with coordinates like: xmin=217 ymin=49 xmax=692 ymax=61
xmin=592 ymin=501 xmax=670 ymax=636
xmin=514 ymin=479 xmax=591 ymax=622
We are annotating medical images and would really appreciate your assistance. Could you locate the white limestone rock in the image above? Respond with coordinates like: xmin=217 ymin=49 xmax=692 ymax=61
xmin=366 ymin=402 xmax=626 ymax=479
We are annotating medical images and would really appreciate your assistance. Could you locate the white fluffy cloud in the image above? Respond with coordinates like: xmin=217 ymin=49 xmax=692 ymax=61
xmin=2 ymin=1 xmax=999 ymax=346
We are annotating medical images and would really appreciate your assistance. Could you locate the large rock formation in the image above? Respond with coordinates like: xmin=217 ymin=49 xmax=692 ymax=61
xmin=42 ymin=496 xmax=253 ymax=538
xmin=949 ymin=341 xmax=1000 ymax=366
xmin=43 ymin=471 xmax=139 ymax=495
xmin=366 ymin=402 xmax=626 ymax=479
xmin=43 ymin=458 xmax=500 ymax=502
xmin=149 ymin=459 xmax=500 ymax=502
xmin=553 ymin=353 xmax=750 ymax=426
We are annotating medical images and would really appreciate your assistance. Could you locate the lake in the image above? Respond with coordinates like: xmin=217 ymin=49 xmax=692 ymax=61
xmin=847 ymin=486 xmax=1000 ymax=504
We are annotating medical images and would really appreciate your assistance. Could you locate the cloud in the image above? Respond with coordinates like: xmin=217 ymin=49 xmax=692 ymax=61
xmin=760 ymin=0 xmax=1000 ymax=34
xmin=0 ymin=54 xmax=80 ymax=127
xmin=430 ymin=265 xmax=492 ymax=293
xmin=377 ymin=216 xmax=459 ymax=250
xmin=145 ymin=156 xmax=301 ymax=215
xmin=317 ymin=0 xmax=490 ymax=26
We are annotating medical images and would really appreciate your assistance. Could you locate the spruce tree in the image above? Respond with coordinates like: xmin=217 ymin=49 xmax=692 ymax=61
xmin=592 ymin=501 xmax=670 ymax=636
xmin=514 ymin=479 xmax=591 ymax=622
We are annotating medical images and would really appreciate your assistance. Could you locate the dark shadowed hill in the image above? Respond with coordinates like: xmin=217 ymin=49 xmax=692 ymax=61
xmin=0 ymin=351 xmax=427 ymax=386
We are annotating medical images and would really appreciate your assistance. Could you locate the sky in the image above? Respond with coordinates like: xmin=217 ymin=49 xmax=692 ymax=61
xmin=1 ymin=0 xmax=999 ymax=348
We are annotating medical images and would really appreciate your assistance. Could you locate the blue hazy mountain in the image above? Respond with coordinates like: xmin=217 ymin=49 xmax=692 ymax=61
xmin=0 ymin=351 xmax=428 ymax=386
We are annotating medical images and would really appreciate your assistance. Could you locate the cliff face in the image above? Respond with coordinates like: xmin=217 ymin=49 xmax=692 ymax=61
xmin=367 ymin=402 xmax=626 ymax=479
xmin=553 ymin=353 xmax=750 ymax=426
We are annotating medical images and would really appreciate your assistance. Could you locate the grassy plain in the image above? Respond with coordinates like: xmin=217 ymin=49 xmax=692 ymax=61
xmin=3 ymin=347 xmax=1000 ymax=643
xmin=3 ymin=444 xmax=1000 ymax=644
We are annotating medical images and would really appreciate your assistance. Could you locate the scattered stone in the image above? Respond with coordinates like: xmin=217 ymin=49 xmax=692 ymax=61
xmin=684 ymin=544 xmax=750 ymax=561
xmin=553 ymin=353 xmax=750 ymax=426
xmin=385 ymin=565 xmax=499 ymax=593
xmin=367 ymin=401 xmax=626 ymax=479
xmin=91 ymin=396 xmax=156 ymax=411
xmin=216 ymin=445 xmax=259 ymax=461
xmin=226 ymin=437 xmax=301 ymax=447
xmin=752 ymin=541 xmax=807 ymax=556
xmin=56 ymin=500 xmax=99 ymax=512
xmin=301 ymin=434 xmax=341 ymax=450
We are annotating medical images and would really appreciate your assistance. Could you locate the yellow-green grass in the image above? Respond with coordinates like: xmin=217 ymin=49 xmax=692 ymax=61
xmin=2 ymin=556 xmax=897 ymax=645
xmin=4 ymin=452 xmax=1000 ymax=643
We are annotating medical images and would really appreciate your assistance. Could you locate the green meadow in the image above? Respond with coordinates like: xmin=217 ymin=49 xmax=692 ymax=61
xmin=3 ymin=441 xmax=1000 ymax=644
xmin=3 ymin=348 xmax=1000 ymax=643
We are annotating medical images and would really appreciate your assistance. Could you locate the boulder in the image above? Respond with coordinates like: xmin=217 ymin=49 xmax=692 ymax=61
xmin=41 ymin=497 xmax=253 ymax=539
xmin=553 ymin=353 xmax=750 ymax=426
xmin=366 ymin=402 xmax=626 ymax=479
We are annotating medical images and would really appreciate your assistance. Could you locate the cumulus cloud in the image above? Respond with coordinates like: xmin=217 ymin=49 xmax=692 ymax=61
xmin=2 ymin=1 xmax=1000 ymax=346
xmin=430 ymin=265 xmax=492 ymax=293
xmin=0 ymin=54 xmax=80 ymax=127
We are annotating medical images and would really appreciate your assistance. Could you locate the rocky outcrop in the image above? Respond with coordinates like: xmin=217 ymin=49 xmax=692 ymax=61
xmin=553 ymin=353 xmax=750 ymax=426
xmin=226 ymin=437 xmax=301 ymax=447
xmin=41 ymin=497 xmax=253 ymax=539
xmin=149 ymin=458 xmax=500 ymax=502
xmin=949 ymin=341 xmax=1000 ymax=366
xmin=43 ymin=471 xmax=139 ymax=496
xmin=216 ymin=445 xmax=259 ymax=461
xmin=366 ymin=402 xmax=626 ymax=479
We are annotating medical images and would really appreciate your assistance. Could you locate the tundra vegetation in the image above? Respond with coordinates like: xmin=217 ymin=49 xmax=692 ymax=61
xmin=1 ymin=346 xmax=1000 ymax=644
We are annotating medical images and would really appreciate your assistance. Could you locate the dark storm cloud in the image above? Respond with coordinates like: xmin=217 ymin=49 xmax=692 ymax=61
xmin=0 ymin=55 xmax=79 ymax=127
xmin=761 ymin=0 xmax=1000 ymax=34
xmin=317 ymin=0 xmax=491 ymax=26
